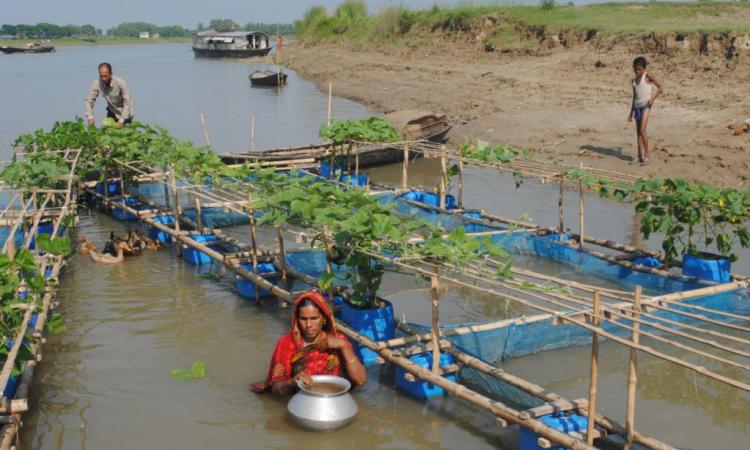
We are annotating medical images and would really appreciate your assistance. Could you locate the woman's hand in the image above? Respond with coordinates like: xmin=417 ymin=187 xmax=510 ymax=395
xmin=293 ymin=372 xmax=313 ymax=387
xmin=312 ymin=332 xmax=346 ymax=351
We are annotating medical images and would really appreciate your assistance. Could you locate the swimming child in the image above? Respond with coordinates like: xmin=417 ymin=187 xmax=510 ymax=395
xmin=628 ymin=56 xmax=662 ymax=165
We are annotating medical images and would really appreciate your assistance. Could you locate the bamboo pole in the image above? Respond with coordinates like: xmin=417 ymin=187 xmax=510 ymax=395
xmin=251 ymin=114 xmax=256 ymax=151
xmin=586 ymin=290 xmax=600 ymax=444
xmin=458 ymin=158 xmax=464 ymax=209
xmin=440 ymin=145 xmax=448 ymax=210
xmin=346 ymin=142 xmax=352 ymax=174
xmin=355 ymin=152 xmax=360 ymax=176
xmin=327 ymin=81 xmax=332 ymax=127
xmin=323 ymin=225 xmax=335 ymax=304
xmin=194 ymin=188 xmax=203 ymax=230
xmin=625 ymin=286 xmax=642 ymax=450
xmin=276 ymin=226 xmax=289 ymax=289
xmin=163 ymin=182 xmax=171 ymax=208
xmin=558 ymin=167 xmax=565 ymax=241
xmin=579 ymin=162 xmax=585 ymax=250
xmin=247 ymin=194 xmax=260 ymax=303
xmin=200 ymin=113 xmax=211 ymax=147
xmin=103 ymin=168 xmax=109 ymax=201
xmin=119 ymin=171 xmax=126 ymax=207
xmin=170 ymin=169 xmax=182 ymax=257
xmin=430 ymin=274 xmax=441 ymax=374
xmin=402 ymin=144 xmax=409 ymax=189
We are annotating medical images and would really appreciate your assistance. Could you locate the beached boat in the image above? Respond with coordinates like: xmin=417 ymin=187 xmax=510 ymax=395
xmin=220 ymin=110 xmax=452 ymax=168
xmin=192 ymin=31 xmax=272 ymax=58
xmin=0 ymin=44 xmax=55 ymax=54
xmin=249 ymin=70 xmax=287 ymax=87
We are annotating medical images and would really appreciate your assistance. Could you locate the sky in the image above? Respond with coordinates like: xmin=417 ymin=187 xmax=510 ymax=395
xmin=3 ymin=0 xmax=604 ymax=30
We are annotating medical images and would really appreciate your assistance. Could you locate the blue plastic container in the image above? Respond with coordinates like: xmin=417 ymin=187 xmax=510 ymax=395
xmin=183 ymin=234 xmax=220 ymax=265
xmin=236 ymin=262 xmax=278 ymax=299
xmin=3 ymin=375 xmax=18 ymax=400
xmin=148 ymin=215 xmax=175 ymax=244
xmin=0 ymin=226 xmax=25 ymax=250
xmin=633 ymin=255 xmax=661 ymax=268
xmin=683 ymin=253 xmax=731 ymax=283
xmin=111 ymin=197 xmax=145 ymax=221
xmin=29 ymin=313 xmax=38 ymax=331
xmin=29 ymin=222 xmax=66 ymax=250
xmin=341 ymin=299 xmax=395 ymax=366
xmin=544 ymin=233 xmax=570 ymax=242
xmin=320 ymin=161 xmax=343 ymax=178
xmin=339 ymin=174 xmax=369 ymax=187
xmin=462 ymin=211 xmax=485 ymax=233
xmin=396 ymin=352 xmax=457 ymax=399
xmin=399 ymin=191 xmax=456 ymax=212
xmin=520 ymin=413 xmax=589 ymax=450
xmin=96 ymin=180 xmax=122 ymax=196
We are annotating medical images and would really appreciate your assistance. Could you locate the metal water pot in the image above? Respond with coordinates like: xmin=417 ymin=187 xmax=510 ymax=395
xmin=287 ymin=375 xmax=358 ymax=431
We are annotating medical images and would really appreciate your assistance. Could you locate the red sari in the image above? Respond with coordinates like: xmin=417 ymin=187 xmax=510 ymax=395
xmin=252 ymin=291 xmax=353 ymax=393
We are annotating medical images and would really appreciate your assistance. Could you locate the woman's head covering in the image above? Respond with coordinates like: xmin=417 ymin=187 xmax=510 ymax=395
xmin=291 ymin=291 xmax=336 ymax=345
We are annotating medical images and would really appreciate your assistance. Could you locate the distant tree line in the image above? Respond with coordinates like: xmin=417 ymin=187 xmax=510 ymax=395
xmin=1 ymin=23 xmax=102 ymax=39
xmin=1 ymin=20 xmax=295 ymax=40
xmin=106 ymin=22 xmax=192 ymax=38
xmin=197 ymin=19 xmax=295 ymax=35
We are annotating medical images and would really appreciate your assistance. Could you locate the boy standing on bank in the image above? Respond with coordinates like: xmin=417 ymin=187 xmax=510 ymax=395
xmin=628 ymin=56 xmax=662 ymax=165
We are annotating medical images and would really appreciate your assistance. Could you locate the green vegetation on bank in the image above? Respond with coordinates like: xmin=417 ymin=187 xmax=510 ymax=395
xmin=295 ymin=1 xmax=750 ymax=47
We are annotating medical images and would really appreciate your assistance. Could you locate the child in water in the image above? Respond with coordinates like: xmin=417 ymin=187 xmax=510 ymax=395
xmin=628 ymin=56 xmax=662 ymax=165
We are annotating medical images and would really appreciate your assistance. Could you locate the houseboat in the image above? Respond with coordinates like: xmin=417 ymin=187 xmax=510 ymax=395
xmin=192 ymin=31 xmax=272 ymax=58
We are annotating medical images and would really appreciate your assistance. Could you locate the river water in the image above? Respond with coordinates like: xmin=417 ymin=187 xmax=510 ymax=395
xmin=1 ymin=44 xmax=747 ymax=450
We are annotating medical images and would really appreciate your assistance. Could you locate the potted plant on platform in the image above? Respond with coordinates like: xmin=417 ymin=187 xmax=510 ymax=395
xmin=634 ymin=178 xmax=750 ymax=282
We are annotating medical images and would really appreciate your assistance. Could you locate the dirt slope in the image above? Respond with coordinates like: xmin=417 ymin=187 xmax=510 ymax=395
xmin=285 ymin=32 xmax=750 ymax=186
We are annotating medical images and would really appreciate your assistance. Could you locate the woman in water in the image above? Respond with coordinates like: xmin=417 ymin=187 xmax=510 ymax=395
xmin=251 ymin=291 xmax=366 ymax=395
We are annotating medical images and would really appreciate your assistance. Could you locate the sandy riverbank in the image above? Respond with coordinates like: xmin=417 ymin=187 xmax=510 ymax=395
xmin=285 ymin=40 xmax=750 ymax=187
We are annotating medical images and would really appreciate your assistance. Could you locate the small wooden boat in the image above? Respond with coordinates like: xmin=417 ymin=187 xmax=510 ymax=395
xmin=249 ymin=70 xmax=287 ymax=87
xmin=221 ymin=110 xmax=452 ymax=169
xmin=0 ymin=44 xmax=55 ymax=54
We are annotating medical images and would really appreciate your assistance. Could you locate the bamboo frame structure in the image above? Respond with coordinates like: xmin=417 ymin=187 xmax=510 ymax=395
xmin=95 ymin=156 xmax=750 ymax=448
xmin=0 ymin=149 xmax=80 ymax=448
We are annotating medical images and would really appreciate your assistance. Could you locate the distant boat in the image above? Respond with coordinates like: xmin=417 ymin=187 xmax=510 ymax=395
xmin=192 ymin=31 xmax=273 ymax=58
xmin=0 ymin=44 xmax=55 ymax=54
xmin=249 ymin=70 xmax=287 ymax=87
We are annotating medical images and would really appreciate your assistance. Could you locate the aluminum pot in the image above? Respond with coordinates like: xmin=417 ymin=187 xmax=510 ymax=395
xmin=287 ymin=375 xmax=358 ymax=431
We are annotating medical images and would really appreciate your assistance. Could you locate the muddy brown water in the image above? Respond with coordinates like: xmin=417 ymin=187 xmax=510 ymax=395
xmin=2 ymin=44 xmax=747 ymax=449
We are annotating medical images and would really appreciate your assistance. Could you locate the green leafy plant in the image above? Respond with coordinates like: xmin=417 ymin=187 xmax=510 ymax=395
xmin=247 ymin=167 xmax=508 ymax=309
xmin=46 ymin=314 xmax=66 ymax=334
xmin=320 ymin=117 xmax=400 ymax=145
xmin=170 ymin=361 xmax=206 ymax=382
xmin=35 ymin=235 xmax=72 ymax=256
xmin=632 ymin=179 xmax=750 ymax=263
xmin=460 ymin=139 xmax=530 ymax=188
